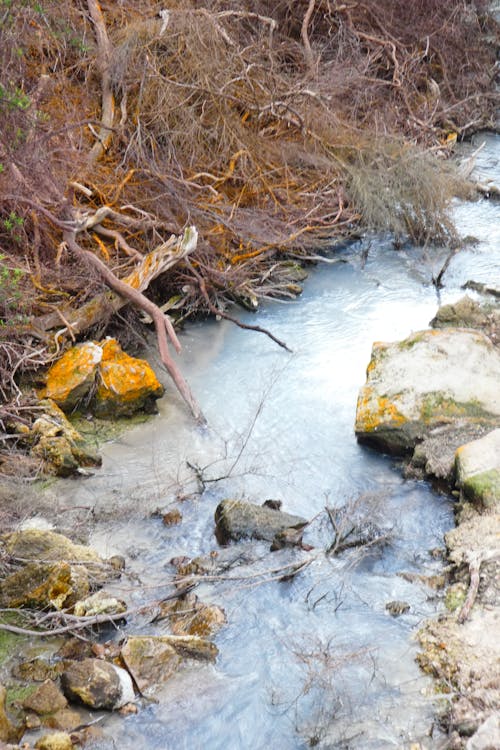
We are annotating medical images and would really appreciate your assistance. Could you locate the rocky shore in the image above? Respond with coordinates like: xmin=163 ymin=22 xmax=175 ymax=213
xmin=355 ymin=290 xmax=500 ymax=749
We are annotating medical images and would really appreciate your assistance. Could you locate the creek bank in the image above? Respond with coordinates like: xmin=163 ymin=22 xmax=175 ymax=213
xmin=0 ymin=527 xmax=224 ymax=749
xmin=2 ymin=338 xmax=167 ymax=478
xmin=355 ymin=292 xmax=500 ymax=747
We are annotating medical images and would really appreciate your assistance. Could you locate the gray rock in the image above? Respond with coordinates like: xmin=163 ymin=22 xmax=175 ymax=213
xmin=355 ymin=328 xmax=500 ymax=455
xmin=215 ymin=499 xmax=307 ymax=544
xmin=430 ymin=296 xmax=490 ymax=330
xmin=61 ymin=659 xmax=134 ymax=710
xmin=455 ymin=428 xmax=500 ymax=509
xmin=466 ymin=713 xmax=500 ymax=750
xmin=408 ymin=423 xmax=488 ymax=484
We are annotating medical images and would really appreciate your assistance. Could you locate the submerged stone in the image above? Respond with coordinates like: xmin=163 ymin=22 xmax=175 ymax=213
xmin=158 ymin=594 xmax=226 ymax=637
xmin=385 ymin=600 xmax=410 ymax=616
xmin=355 ymin=329 xmax=500 ymax=455
xmin=215 ymin=499 xmax=307 ymax=544
xmin=121 ymin=635 xmax=218 ymax=695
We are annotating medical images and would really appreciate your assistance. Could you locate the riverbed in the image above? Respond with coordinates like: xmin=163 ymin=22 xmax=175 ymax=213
xmin=49 ymin=134 xmax=500 ymax=750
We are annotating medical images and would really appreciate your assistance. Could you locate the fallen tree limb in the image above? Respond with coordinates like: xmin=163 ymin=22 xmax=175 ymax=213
xmin=63 ymin=226 xmax=205 ymax=424
xmin=32 ymin=228 xmax=197 ymax=336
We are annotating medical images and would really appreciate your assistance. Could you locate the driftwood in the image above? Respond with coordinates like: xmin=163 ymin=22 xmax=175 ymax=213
xmin=86 ymin=0 xmax=115 ymax=165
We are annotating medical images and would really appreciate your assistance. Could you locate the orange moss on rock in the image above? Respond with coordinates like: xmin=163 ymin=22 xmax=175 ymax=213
xmin=93 ymin=338 xmax=164 ymax=417
xmin=355 ymin=387 xmax=408 ymax=433
xmin=40 ymin=343 xmax=103 ymax=411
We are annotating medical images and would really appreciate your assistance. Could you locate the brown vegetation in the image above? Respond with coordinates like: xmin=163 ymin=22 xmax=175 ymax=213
xmin=0 ymin=1 xmax=498 ymax=468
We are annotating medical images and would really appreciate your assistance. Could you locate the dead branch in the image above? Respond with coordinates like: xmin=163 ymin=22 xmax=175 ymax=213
xmin=86 ymin=0 xmax=115 ymax=165
xmin=301 ymin=0 xmax=317 ymax=76
xmin=186 ymin=260 xmax=292 ymax=352
xmin=63 ymin=226 xmax=205 ymax=423
xmin=432 ymin=247 xmax=458 ymax=289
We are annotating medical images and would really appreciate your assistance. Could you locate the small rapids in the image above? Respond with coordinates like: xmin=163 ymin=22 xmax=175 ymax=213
xmin=52 ymin=134 xmax=500 ymax=750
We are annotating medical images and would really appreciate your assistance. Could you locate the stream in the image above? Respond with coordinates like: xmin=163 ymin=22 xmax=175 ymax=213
xmin=50 ymin=133 xmax=500 ymax=749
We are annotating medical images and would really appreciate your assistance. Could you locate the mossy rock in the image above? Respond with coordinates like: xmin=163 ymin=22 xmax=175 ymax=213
xmin=39 ymin=342 xmax=102 ymax=411
xmin=455 ymin=428 xmax=500 ymax=509
xmin=0 ymin=561 xmax=89 ymax=610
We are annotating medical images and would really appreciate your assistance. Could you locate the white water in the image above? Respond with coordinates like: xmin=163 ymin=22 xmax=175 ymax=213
xmin=51 ymin=134 xmax=500 ymax=750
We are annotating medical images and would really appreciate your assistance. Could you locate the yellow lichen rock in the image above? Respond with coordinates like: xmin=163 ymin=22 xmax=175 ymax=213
xmin=93 ymin=338 xmax=164 ymax=417
xmin=40 ymin=342 xmax=102 ymax=411
xmin=40 ymin=339 xmax=164 ymax=419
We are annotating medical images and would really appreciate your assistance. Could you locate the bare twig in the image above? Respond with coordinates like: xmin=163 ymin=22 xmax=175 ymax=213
xmin=186 ymin=260 xmax=292 ymax=352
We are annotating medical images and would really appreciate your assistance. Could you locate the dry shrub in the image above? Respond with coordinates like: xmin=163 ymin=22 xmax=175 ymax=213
xmin=0 ymin=1 xmax=497 ymax=469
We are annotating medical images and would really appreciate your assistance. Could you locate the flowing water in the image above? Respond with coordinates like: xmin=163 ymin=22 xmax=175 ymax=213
xmin=51 ymin=134 xmax=500 ymax=750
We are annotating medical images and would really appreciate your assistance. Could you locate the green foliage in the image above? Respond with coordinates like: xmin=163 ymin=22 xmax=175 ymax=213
xmin=0 ymin=252 xmax=26 ymax=324
xmin=0 ymin=83 xmax=30 ymax=110
xmin=3 ymin=211 xmax=24 ymax=232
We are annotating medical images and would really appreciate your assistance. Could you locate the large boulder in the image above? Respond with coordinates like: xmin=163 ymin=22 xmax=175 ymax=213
xmin=355 ymin=329 xmax=500 ymax=456
xmin=60 ymin=659 xmax=134 ymax=710
xmin=93 ymin=338 xmax=164 ymax=417
xmin=215 ymin=499 xmax=307 ymax=544
xmin=455 ymin=428 xmax=500 ymax=509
